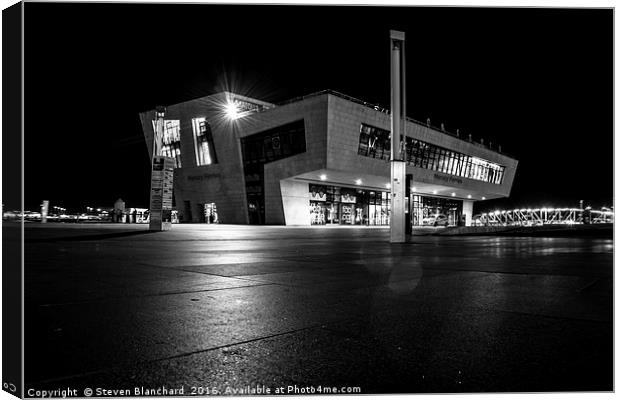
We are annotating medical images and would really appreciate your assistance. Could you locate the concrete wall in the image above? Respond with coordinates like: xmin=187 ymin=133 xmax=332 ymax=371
xmin=237 ymin=95 xmax=328 ymax=224
xmin=141 ymin=93 xmax=329 ymax=225
xmin=280 ymin=179 xmax=310 ymax=225
xmin=325 ymin=94 xmax=518 ymax=199
xmin=326 ymin=95 xmax=392 ymax=180
xmin=462 ymin=200 xmax=474 ymax=226
xmin=140 ymin=93 xmax=250 ymax=224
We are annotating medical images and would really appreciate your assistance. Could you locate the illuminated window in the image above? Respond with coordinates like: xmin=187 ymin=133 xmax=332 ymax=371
xmin=163 ymin=120 xmax=182 ymax=168
xmin=152 ymin=120 xmax=183 ymax=168
xmin=357 ymin=123 xmax=505 ymax=185
xmin=192 ymin=118 xmax=217 ymax=166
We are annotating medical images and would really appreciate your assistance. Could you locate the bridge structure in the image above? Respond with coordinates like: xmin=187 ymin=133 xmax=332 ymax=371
xmin=473 ymin=207 xmax=614 ymax=226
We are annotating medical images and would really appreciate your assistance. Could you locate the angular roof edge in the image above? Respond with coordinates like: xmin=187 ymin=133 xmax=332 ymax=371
xmin=138 ymin=88 xmax=516 ymax=160
xmin=277 ymin=90 xmax=516 ymax=160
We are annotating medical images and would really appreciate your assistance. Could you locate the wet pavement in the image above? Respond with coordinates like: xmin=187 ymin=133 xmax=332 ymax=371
xmin=20 ymin=223 xmax=613 ymax=394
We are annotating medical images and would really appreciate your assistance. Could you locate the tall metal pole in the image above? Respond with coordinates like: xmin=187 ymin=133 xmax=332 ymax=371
xmin=390 ymin=30 xmax=406 ymax=243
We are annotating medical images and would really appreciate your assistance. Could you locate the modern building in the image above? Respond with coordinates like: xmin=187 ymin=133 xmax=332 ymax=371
xmin=139 ymin=90 xmax=518 ymax=227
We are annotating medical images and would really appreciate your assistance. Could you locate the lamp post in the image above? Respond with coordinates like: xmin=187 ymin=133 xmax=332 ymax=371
xmin=390 ymin=30 xmax=407 ymax=243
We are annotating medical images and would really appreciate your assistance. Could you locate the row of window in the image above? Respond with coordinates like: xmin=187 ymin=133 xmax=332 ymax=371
xmin=358 ymin=123 xmax=506 ymax=185
xmin=152 ymin=118 xmax=218 ymax=168
xmin=153 ymin=116 xmax=307 ymax=171
xmin=152 ymin=119 xmax=503 ymax=186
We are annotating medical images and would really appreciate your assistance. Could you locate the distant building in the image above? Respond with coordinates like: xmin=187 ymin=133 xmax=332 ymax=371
xmin=139 ymin=90 xmax=518 ymax=226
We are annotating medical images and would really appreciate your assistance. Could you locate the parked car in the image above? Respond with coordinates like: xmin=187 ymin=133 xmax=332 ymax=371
xmin=422 ymin=214 xmax=449 ymax=227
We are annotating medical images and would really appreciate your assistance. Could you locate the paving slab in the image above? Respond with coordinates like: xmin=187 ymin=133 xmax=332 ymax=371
xmin=19 ymin=223 xmax=613 ymax=394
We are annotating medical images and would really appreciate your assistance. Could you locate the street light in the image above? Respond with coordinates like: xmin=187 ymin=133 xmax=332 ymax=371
xmin=390 ymin=29 xmax=406 ymax=243
xmin=224 ymin=101 xmax=240 ymax=120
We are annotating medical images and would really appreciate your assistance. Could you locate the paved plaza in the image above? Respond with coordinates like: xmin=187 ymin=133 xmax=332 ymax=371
xmin=18 ymin=223 xmax=613 ymax=394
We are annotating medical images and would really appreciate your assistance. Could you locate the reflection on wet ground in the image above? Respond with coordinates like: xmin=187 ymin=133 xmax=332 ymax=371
xmin=20 ymin=223 xmax=613 ymax=393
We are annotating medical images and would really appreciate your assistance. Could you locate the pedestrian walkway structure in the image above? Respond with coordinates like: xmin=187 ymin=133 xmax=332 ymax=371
xmin=474 ymin=208 xmax=614 ymax=226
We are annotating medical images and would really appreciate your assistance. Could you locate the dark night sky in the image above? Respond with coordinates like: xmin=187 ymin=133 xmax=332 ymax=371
xmin=23 ymin=3 xmax=613 ymax=213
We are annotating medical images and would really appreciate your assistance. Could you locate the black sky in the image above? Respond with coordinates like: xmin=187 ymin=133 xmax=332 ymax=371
xmin=23 ymin=3 xmax=613 ymax=213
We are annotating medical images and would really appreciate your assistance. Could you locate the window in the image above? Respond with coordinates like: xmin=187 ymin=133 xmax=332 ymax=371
xmin=192 ymin=118 xmax=218 ymax=166
xmin=357 ymin=123 xmax=506 ymax=185
xmin=357 ymin=124 xmax=390 ymax=161
xmin=152 ymin=119 xmax=183 ymax=168
xmin=161 ymin=120 xmax=182 ymax=168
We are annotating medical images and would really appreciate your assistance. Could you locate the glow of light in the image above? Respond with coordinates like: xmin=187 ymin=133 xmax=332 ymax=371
xmin=451 ymin=192 xmax=456 ymax=197
xmin=385 ymin=183 xmax=391 ymax=189
xmin=319 ymin=174 xmax=327 ymax=181
xmin=432 ymin=190 xmax=437 ymax=195
xmin=482 ymin=196 xmax=486 ymax=200
xmin=355 ymin=179 xmax=362 ymax=185
xmin=467 ymin=195 xmax=472 ymax=199
xmin=225 ymin=101 xmax=240 ymax=120
xmin=411 ymin=187 xmax=417 ymax=192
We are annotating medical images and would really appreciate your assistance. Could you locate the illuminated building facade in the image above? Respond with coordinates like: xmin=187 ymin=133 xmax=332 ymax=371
xmin=139 ymin=90 xmax=518 ymax=226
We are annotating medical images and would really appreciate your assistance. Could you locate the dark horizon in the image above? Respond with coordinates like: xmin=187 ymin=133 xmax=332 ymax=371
xmin=20 ymin=3 xmax=613 ymax=214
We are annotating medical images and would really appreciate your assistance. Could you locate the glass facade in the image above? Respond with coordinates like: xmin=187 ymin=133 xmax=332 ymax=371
xmin=308 ymin=184 xmax=464 ymax=227
xmin=308 ymin=184 xmax=463 ymax=226
xmin=358 ymin=123 xmax=505 ymax=185
xmin=309 ymin=184 xmax=391 ymax=226
xmin=410 ymin=195 xmax=463 ymax=227
xmin=192 ymin=118 xmax=218 ymax=166
xmin=241 ymin=120 xmax=306 ymax=224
